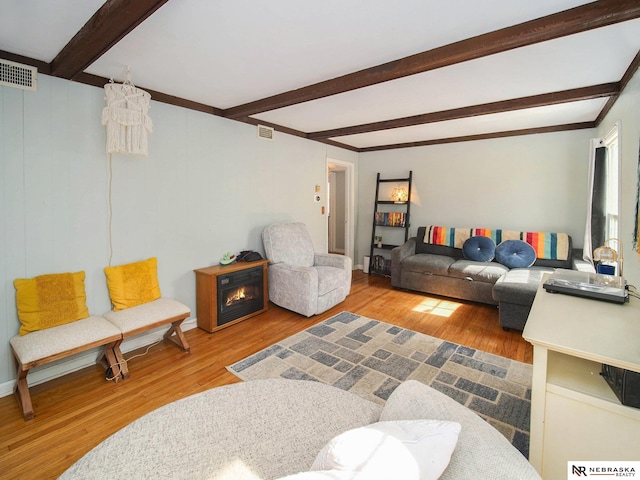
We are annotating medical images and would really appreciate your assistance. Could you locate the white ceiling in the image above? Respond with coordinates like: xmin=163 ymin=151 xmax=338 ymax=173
xmin=1 ymin=0 xmax=639 ymax=151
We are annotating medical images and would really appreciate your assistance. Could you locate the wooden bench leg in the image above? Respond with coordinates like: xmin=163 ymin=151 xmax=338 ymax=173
xmin=112 ymin=339 xmax=129 ymax=380
xmin=13 ymin=360 xmax=34 ymax=421
xmin=100 ymin=341 xmax=124 ymax=383
xmin=163 ymin=319 xmax=191 ymax=353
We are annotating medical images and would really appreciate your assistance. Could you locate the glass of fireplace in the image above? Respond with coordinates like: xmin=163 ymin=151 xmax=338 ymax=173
xmin=217 ymin=266 xmax=264 ymax=326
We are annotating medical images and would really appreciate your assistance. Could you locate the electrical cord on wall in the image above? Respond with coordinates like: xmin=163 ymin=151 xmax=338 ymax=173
xmin=105 ymin=340 xmax=162 ymax=382
xmin=108 ymin=153 xmax=114 ymax=267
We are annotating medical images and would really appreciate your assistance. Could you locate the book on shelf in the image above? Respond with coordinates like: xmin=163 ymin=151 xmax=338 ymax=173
xmin=374 ymin=212 xmax=405 ymax=227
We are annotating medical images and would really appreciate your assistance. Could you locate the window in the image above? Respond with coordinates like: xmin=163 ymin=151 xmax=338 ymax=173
xmin=603 ymin=123 xmax=620 ymax=242
xmin=583 ymin=122 xmax=621 ymax=268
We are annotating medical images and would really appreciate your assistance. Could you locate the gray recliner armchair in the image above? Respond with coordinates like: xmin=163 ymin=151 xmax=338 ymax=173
xmin=262 ymin=222 xmax=352 ymax=317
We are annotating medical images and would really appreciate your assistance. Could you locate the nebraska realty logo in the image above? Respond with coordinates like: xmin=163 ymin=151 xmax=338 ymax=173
xmin=569 ymin=462 xmax=638 ymax=477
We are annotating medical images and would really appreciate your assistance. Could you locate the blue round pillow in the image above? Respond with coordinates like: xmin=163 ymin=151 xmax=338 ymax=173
xmin=462 ymin=236 xmax=496 ymax=262
xmin=495 ymin=240 xmax=536 ymax=268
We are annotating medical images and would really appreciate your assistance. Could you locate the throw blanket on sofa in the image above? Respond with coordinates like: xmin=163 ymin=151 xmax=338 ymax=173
xmin=424 ymin=225 xmax=570 ymax=261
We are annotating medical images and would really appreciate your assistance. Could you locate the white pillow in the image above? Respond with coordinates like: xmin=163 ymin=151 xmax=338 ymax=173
xmin=310 ymin=420 xmax=461 ymax=480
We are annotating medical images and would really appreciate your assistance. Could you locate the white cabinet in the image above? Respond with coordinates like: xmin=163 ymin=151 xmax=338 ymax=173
xmin=523 ymin=280 xmax=640 ymax=480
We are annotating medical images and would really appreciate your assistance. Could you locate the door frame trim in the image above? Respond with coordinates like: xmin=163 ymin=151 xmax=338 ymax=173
xmin=326 ymin=158 xmax=355 ymax=265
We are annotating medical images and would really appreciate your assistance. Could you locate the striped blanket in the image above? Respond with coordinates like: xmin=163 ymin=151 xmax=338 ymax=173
xmin=423 ymin=225 xmax=570 ymax=261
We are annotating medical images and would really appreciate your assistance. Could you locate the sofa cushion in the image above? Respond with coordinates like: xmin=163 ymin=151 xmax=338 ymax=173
xmin=103 ymin=298 xmax=190 ymax=335
xmin=462 ymin=236 xmax=496 ymax=262
xmin=311 ymin=420 xmax=461 ymax=480
xmin=402 ymin=254 xmax=456 ymax=276
xmin=10 ymin=315 xmax=121 ymax=365
xmin=492 ymin=267 xmax=555 ymax=306
xmin=495 ymin=240 xmax=536 ymax=269
xmin=448 ymin=260 xmax=509 ymax=284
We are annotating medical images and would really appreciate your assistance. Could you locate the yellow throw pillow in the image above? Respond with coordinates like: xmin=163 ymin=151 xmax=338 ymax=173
xmin=14 ymin=271 xmax=90 ymax=336
xmin=104 ymin=257 xmax=161 ymax=311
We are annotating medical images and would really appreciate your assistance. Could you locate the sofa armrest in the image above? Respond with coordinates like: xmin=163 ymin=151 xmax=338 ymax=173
xmin=572 ymin=258 xmax=596 ymax=273
xmin=391 ymin=237 xmax=416 ymax=287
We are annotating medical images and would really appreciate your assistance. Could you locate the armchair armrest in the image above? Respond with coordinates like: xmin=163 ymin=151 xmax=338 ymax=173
xmin=314 ymin=254 xmax=353 ymax=294
xmin=314 ymin=253 xmax=352 ymax=270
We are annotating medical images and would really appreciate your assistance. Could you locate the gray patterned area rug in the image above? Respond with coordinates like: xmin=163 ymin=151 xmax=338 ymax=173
xmin=227 ymin=311 xmax=532 ymax=457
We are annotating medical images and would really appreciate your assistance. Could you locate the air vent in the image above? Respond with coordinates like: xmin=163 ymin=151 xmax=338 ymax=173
xmin=0 ymin=59 xmax=37 ymax=91
xmin=257 ymin=125 xmax=274 ymax=141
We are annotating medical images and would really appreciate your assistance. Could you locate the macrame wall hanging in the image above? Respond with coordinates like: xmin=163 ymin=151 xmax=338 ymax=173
xmin=101 ymin=68 xmax=152 ymax=157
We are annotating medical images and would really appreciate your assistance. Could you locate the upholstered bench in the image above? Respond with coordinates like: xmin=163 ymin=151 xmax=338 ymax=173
xmin=103 ymin=297 xmax=191 ymax=379
xmin=10 ymin=270 xmax=127 ymax=420
xmin=103 ymin=255 xmax=192 ymax=380
xmin=10 ymin=316 xmax=123 ymax=420
xmin=10 ymin=261 xmax=191 ymax=419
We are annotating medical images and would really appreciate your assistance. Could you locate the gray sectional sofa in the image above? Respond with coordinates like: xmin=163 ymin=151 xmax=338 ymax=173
xmin=391 ymin=226 xmax=593 ymax=331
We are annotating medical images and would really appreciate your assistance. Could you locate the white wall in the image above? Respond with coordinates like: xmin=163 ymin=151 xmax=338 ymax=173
xmin=0 ymin=74 xmax=358 ymax=389
xmin=357 ymin=129 xmax=595 ymax=264
xmin=597 ymin=68 xmax=640 ymax=287
xmin=2 ymin=68 xmax=637 ymax=392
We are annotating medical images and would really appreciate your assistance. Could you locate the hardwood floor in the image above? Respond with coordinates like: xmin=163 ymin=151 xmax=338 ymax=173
xmin=0 ymin=271 xmax=532 ymax=479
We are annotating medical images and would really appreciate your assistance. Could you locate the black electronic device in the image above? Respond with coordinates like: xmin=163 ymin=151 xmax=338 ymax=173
xmin=238 ymin=250 xmax=263 ymax=262
xmin=601 ymin=364 xmax=640 ymax=409
xmin=542 ymin=269 xmax=628 ymax=304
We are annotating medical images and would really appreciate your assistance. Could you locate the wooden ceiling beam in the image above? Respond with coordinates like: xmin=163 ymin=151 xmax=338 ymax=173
xmin=223 ymin=0 xmax=640 ymax=119
xmin=0 ymin=50 xmax=50 ymax=75
xmin=50 ymin=0 xmax=170 ymax=80
xmin=357 ymin=122 xmax=596 ymax=152
xmin=595 ymin=48 xmax=640 ymax=125
xmin=75 ymin=71 xmax=225 ymax=116
xmin=308 ymin=83 xmax=619 ymax=139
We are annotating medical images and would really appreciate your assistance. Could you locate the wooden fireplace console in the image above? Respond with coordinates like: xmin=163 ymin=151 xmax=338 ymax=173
xmin=194 ymin=259 xmax=269 ymax=333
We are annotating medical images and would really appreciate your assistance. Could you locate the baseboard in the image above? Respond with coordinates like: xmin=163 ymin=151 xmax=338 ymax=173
xmin=0 ymin=317 xmax=198 ymax=399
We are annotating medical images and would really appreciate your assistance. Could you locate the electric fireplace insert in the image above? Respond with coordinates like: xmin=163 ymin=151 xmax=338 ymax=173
xmin=194 ymin=260 xmax=269 ymax=333
xmin=217 ymin=265 xmax=264 ymax=326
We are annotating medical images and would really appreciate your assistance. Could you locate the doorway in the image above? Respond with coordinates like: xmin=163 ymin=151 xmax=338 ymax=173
xmin=328 ymin=169 xmax=345 ymax=254
xmin=327 ymin=158 xmax=355 ymax=265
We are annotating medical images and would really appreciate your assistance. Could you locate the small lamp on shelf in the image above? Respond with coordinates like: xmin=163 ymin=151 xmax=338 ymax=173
xmin=593 ymin=238 xmax=623 ymax=276
xmin=391 ymin=187 xmax=408 ymax=203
